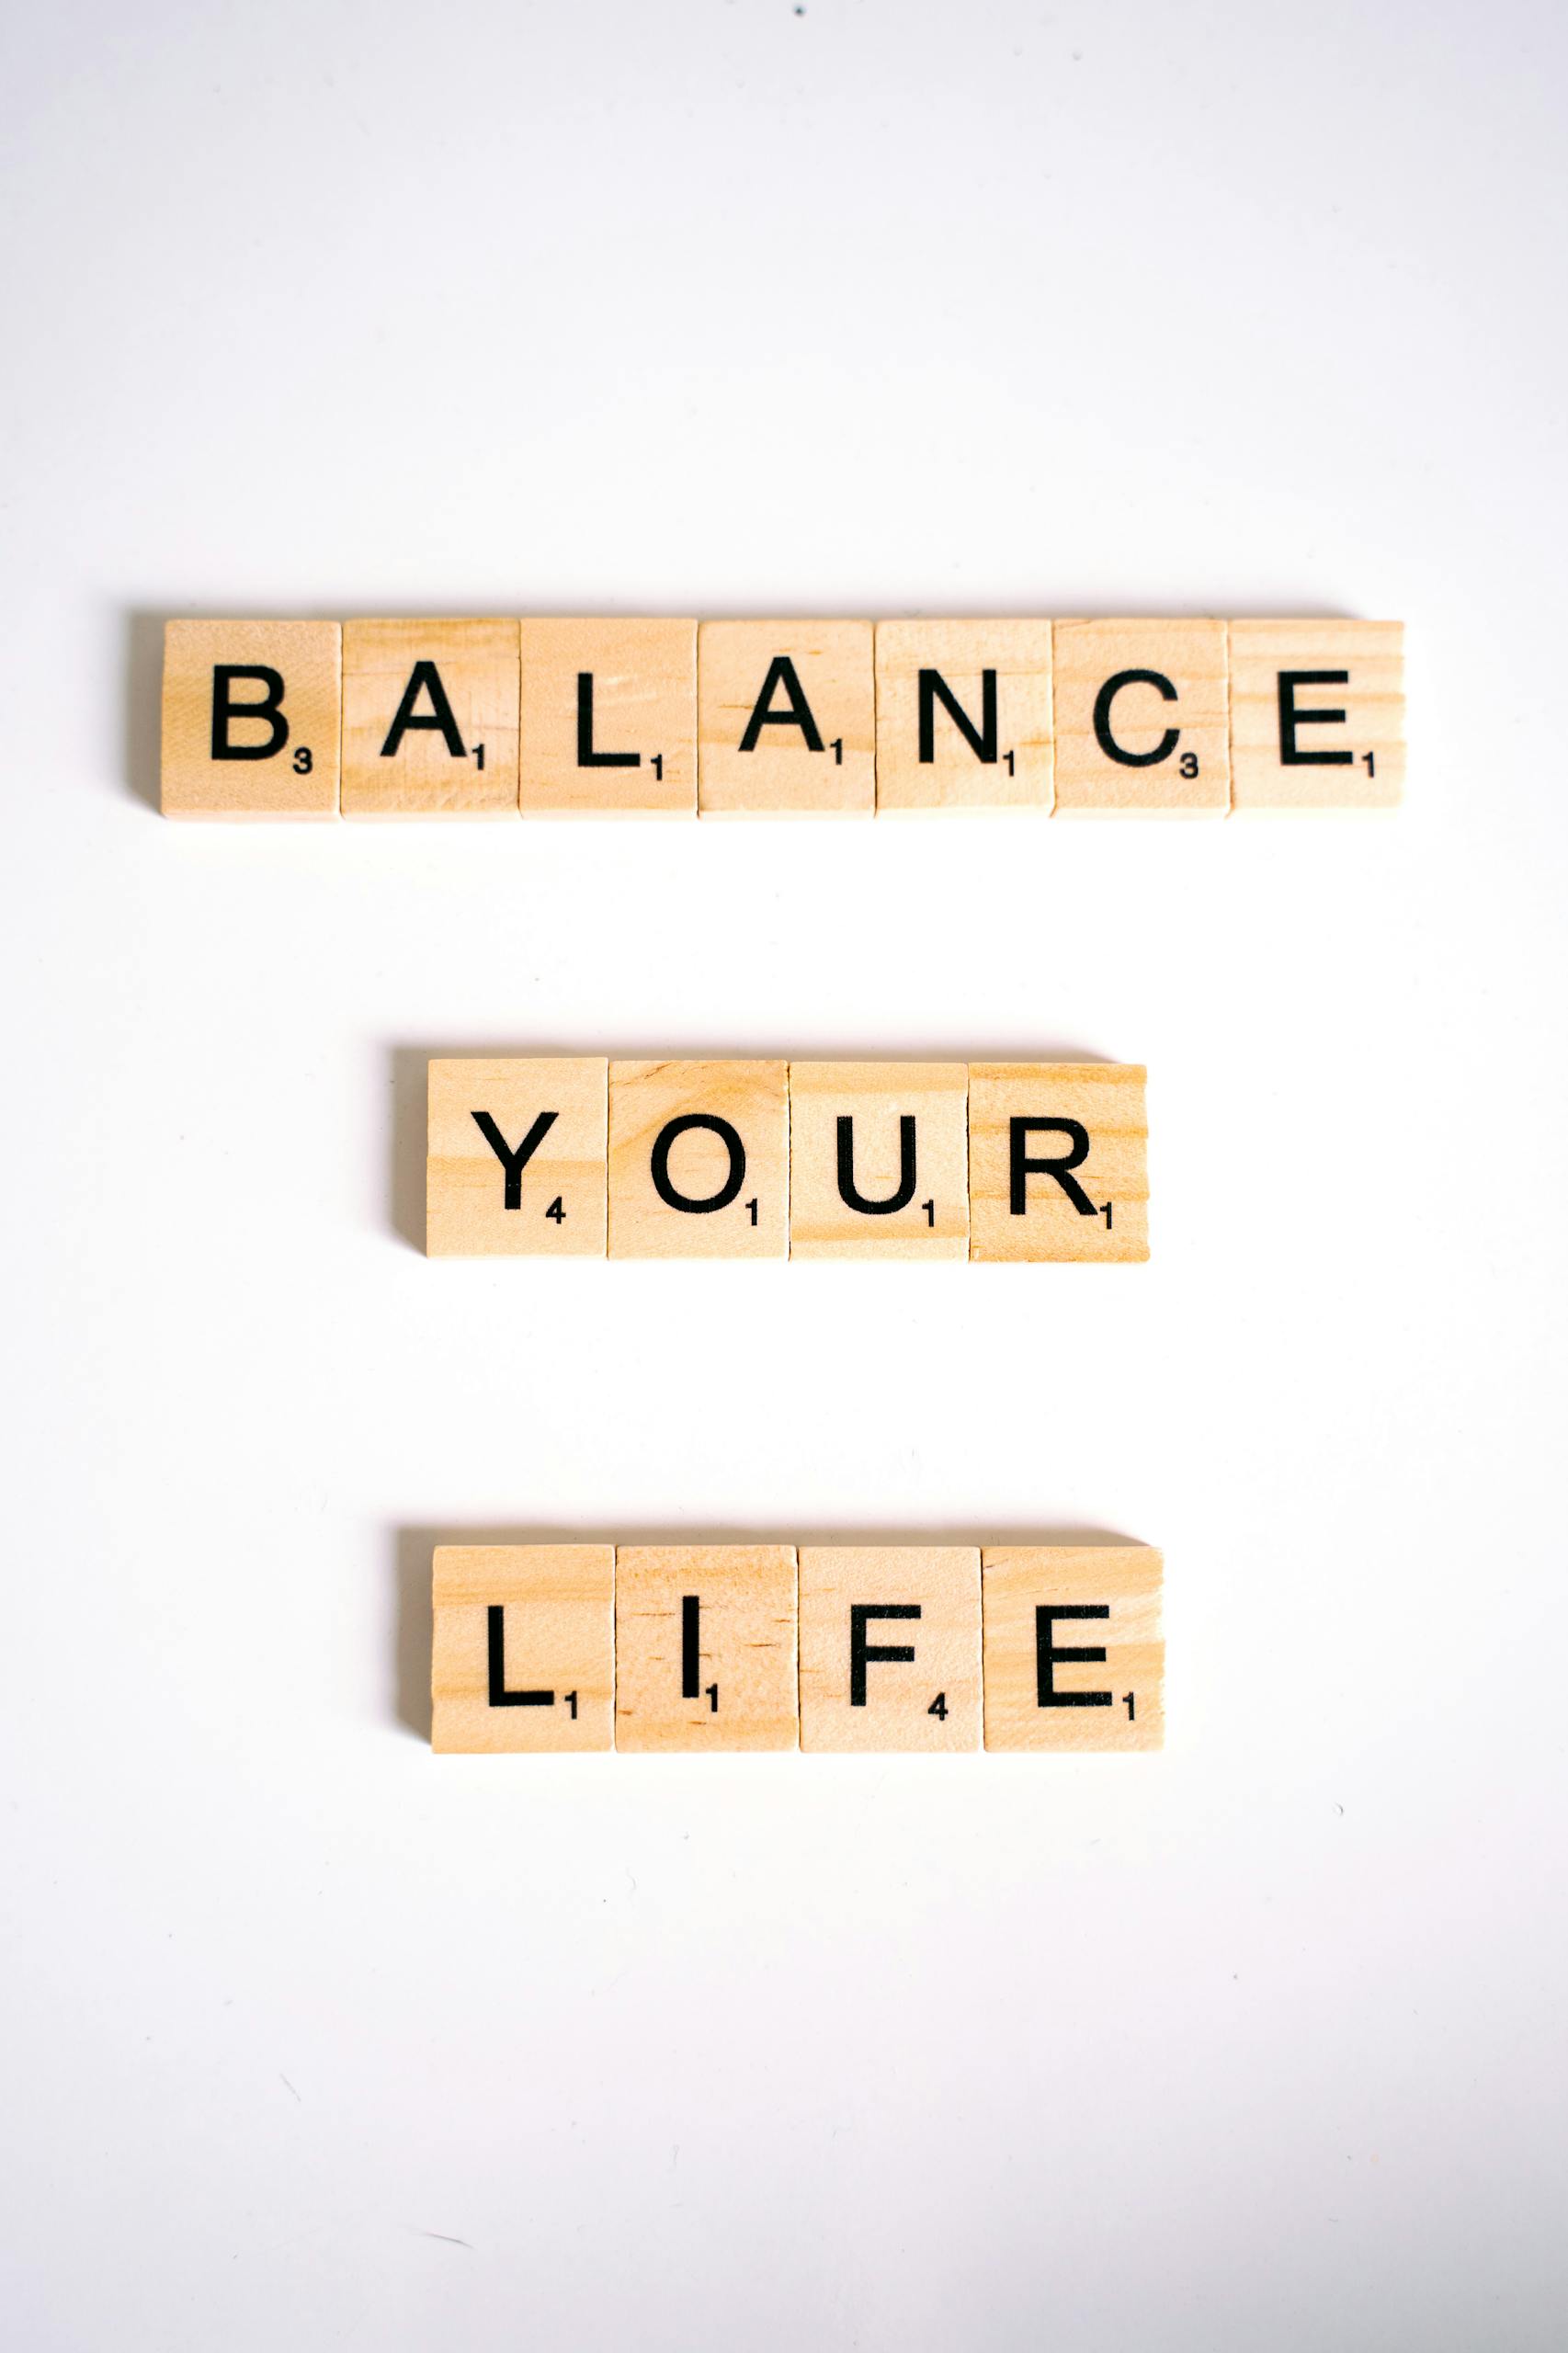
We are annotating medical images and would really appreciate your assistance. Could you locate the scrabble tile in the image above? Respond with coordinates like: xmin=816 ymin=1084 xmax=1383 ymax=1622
xmin=799 ymin=1546 xmax=981 ymax=1752
xmin=426 ymin=1057 xmax=608 ymax=1257
xmin=341 ymin=619 xmax=518 ymax=816
xmin=983 ymin=1545 xmax=1164 ymax=1751
xmin=432 ymin=1544 xmax=614 ymax=1752
xmin=614 ymin=1545 xmax=798 ymax=1751
xmin=1229 ymin=620 xmax=1403 ymax=811
xmin=1052 ymin=619 xmax=1229 ymax=815
xmin=968 ymin=1063 xmax=1148 ymax=1262
xmin=874 ymin=620 xmax=1053 ymax=813
xmin=698 ymin=620 xmax=874 ymax=815
xmin=608 ymin=1060 xmax=789 ymax=1257
xmin=161 ymin=619 xmax=341 ymax=818
xmin=789 ymin=1062 xmax=968 ymax=1259
xmin=519 ymin=618 xmax=697 ymax=817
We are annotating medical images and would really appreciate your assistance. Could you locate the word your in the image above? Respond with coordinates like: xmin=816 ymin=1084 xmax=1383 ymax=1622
xmin=426 ymin=1056 xmax=1150 ymax=1262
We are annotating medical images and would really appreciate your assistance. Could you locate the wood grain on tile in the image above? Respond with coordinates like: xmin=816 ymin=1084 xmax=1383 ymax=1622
xmin=608 ymin=1060 xmax=789 ymax=1257
xmin=341 ymin=619 xmax=518 ymax=815
xmin=875 ymin=620 xmax=1053 ymax=813
xmin=162 ymin=619 xmax=341 ymax=818
xmin=983 ymin=1544 xmax=1164 ymax=1751
xmin=426 ymin=1057 xmax=608 ymax=1257
xmin=614 ymin=1545 xmax=798 ymax=1751
xmin=698 ymin=620 xmax=874 ymax=815
xmin=519 ymin=618 xmax=696 ymax=816
xmin=1052 ymin=619 xmax=1229 ymax=814
xmin=968 ymin=1063 xmax=1148 ymax=1262
xmin=799 ymin=1546 xmax=981 ymax=1752
xmin=789 ymin=1062 xmax=968 ymax=1258
xmin=1229 ymin=620 xmax=1403 ymax=811
xmin=432 ymin=1544 xmax=615 ymax=1752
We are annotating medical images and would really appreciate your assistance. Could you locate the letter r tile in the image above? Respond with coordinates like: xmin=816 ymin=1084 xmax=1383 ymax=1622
xmin=968 ymin=1063 xmax=1148 ymax=1262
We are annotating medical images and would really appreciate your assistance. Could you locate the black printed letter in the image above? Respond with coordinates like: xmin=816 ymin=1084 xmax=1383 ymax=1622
xmin=1034 ymin=1605 xmax=1111 ymax=1709
xmin=488 ymin=1606 xmax=553 ymax=1707
xmin=738 ymin=656 xmax=824 ymax=754
xmin=577 ymin=672 xmax=640 ymax=767
xmin=472 ymin=1109 xmax=558 ymax=1210
xmin=918 ymin=668 xmax=996 ymax=764
xmin=1278 ymin=671 xmax=1352 ymax=766
xmin=1009 ymin=1116 xmax=1096 ymax=1217
xmin=1093 ymin=669 xmax=1179 ymax=767
xmin=211 ymin=665 xmax=289 ymax=760
xmin=850 ymin=1604 xmax=921 ymax=1706
xmin=837 ymin=1115 xmax=917 ymax=1215
xmin=651 ymin=1115 xmax=746 ymax=1214
xmin=381 ymin=661 xmax=466 ymax=758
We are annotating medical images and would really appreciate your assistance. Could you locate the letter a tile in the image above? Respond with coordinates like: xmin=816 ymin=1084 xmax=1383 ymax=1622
xmin=698 ymin=620 xmax=874 ymax=815
xmin=342 ymin=618 xmax=519 ymax=815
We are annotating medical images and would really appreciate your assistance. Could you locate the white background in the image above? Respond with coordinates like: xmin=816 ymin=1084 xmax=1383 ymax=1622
xmin=2 ymin=2 xmax=1565 ymax=2345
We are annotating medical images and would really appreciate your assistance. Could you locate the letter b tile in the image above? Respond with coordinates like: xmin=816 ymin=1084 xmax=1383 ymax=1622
xmin=608 ymin=1060 xmax=789 ymax=1257
xmin=161 ymin=619 xmax=341 ymax=818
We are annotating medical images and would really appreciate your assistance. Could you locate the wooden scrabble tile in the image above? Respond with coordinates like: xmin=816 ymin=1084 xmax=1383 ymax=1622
xmin=161 ymin=619 xmax=341 ymax=818
xmin=698 ymin=620 xmax=874 ymax=815
xmin=983 ymin=1545 xmax=1164 ymax=1752
xmin=341 ymin=619 xmax=518 ymax=816
xmin=426 ymin=1057 xmax=608 ymax=1257
xmin=1229 ymin=620 xmax=1403 ymax=811
xmin=432 ymin=1544 xmax=614 ymax=1752
xmin=519 ymin=618 xmax=696 ymax=816
xmin=874 ymin=620 xmax=1053 ymax=813
xmin=614 ymin=1545 xmax=798 ymax=1751
xmin=608 ymin=1060 xmax=789 ymax=1257
xmin=1052 ymin=619 xmax=1229 ymax=815
xmin=799 ymin=1546 xmax=981 ymax=1752
xmin=789 ymin=1063 xmax=968 ymax=1259
xmin=968 ymin=1063 xmax=1148 ymax=1262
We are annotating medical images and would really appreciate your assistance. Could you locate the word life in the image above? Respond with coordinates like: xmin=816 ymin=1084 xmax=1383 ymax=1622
xmin=433 ymin=1542 xmax=1165 ymax=1754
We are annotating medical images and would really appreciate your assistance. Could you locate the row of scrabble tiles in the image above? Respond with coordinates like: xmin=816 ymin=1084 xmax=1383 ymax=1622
xmin=162 ymin=615 xmax=1404 ymax=818
xmin=433 ymin=1542 xmax=1164 ymax=1753
xmin=427 ymin=1057 xmax=1149 ymax=1260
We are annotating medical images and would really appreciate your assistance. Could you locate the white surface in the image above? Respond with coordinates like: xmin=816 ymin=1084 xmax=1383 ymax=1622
xmin=2 ymin=2 xmax=1565 ymax=2346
